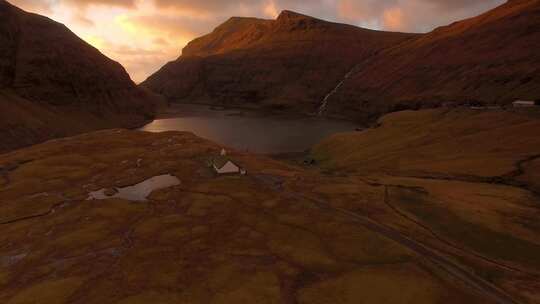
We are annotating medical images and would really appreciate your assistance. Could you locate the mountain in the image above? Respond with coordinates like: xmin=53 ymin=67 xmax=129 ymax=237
xmin=141 ymin=10 xmax=416 ymax=112
xmin=325 ymin=0 xmax=540 ymax=121
xmin=0 ymin=0 xmax=157 ymax=153
xmin=143 ymin=1 xmax=540 ymax=123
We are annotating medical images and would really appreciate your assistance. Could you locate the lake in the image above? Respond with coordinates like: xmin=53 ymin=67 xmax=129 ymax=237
xmin=140 ymin=104 xmax=359 ymax=154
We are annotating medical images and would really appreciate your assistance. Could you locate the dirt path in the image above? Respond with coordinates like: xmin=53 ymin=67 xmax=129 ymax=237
xmin=381 ymin=185 xmax=538 ymax=277
xmin=252 ymin=174 xmax=521 ymax=304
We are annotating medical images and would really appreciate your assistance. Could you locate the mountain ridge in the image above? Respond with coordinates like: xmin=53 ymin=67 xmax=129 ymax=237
xmin=143 ymin=2 xmax=540 ymax=122
xmin=325 ymin=0 xmax=540 ymax=120
xmin=142 ymin=9 xmax=416 ymax=113
xmin=0 ymin=0 xmax=158 ymax=153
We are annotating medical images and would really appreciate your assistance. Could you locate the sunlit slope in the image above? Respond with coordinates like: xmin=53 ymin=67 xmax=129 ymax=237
xmin=142 ymin=10 xmax=415 ymax=112
xmin=313 ymin=108 xmax=540 ymax=192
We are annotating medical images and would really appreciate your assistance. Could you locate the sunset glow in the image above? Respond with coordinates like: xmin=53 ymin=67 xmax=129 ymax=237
xmin=11 ymin=0 xmax=504 ymax=83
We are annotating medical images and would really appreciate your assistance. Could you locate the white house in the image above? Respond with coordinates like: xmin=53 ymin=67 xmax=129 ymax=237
xmin=513 ymin=100 xmax=537 ymax=107
xmin=214 ymin=161 xmax=240 ymax=175
xmin=212 ymin=156 xmax=242 ymax=175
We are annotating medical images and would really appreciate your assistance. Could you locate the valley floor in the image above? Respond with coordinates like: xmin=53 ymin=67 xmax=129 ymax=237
xmin=1 ymin=109 xmax=539 ymax=304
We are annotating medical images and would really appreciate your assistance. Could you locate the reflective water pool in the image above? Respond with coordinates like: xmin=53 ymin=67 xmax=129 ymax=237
xmin=87 ymin=174 xmax=181 ymax=202
xmin=140 ymin=104 xmax=359 ymax=154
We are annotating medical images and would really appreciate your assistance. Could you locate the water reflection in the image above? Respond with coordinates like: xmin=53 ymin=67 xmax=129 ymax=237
xmin=87 ymin=174 xmax=180 ymax=202
xmin=140 ymin=105 xmax=358 ymax=154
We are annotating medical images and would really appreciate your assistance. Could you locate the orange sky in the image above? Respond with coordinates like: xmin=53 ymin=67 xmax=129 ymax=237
xmin=10 ymin=0 xmax=505 ymax=83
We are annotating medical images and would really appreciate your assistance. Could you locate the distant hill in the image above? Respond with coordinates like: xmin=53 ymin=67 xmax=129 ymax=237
xmin=141 ymin=10 xmax=416 ymax=113
xmin=143 ymin=1 xmax=540 ymax=123
xmin=0 ymin=0 xmax=158 ymax=153
xmin=327 ymin=0 xmax=540 ymax=121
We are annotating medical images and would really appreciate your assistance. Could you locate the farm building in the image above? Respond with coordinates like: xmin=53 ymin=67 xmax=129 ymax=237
xmin=513 ymin=100 xmax=537 ymax=107
xmin=211 ymin=155 xmax=246 ymax=175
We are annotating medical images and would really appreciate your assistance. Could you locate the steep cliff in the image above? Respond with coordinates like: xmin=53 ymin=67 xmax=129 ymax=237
xmin=0 ymin=0 xmax=157 ymax=153
xmin=142 ymin=11 xmax=415 ymax=112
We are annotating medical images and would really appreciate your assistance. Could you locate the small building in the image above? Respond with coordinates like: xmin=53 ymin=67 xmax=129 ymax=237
xmin=211 ymin=156 xmax=245 ymax=175
xmin=513 ymin=100 xmax=537 ymax=108
xmin=441 ymin=102 xmax=457 ymax=108
xmin=471 ymin=105 xmax=502 ymax=110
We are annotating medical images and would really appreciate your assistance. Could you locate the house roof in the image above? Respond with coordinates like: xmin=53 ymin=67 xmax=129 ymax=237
xmin=212 ymin=156 xmax=239 ymax=170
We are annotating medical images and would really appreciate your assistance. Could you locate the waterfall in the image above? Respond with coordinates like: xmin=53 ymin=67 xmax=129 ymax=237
xmin=317 ymin=66 xmax=357 ymax=116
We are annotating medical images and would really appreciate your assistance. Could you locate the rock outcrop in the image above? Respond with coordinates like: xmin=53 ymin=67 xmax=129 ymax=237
xmin=141 ymin=11 xmax=416 ymax=113
xmin=0 ymin=0 xmax=157 ymax=153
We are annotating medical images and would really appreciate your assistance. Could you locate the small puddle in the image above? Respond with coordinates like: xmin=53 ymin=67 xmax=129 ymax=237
xmin=87 ymin=174 xmax=180 ymax=202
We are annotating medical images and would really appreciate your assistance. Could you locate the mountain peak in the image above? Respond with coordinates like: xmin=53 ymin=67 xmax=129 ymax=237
xmin=277 ymin=10 xmax=317 ymax=22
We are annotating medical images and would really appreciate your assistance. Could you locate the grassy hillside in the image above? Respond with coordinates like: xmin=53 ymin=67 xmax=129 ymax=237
xmin=313 ymin=108 xmax=540 ymax=192
xmin=1 ymin=117 xmax=540 ymax=302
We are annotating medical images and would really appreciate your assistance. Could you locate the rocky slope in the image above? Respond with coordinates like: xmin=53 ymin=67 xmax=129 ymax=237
xmin=0 ymin=0 xmax=157 ymax=153
xmin=1 ymin=109 xmax=540 ymax=303
xmin=321 ymin=0 xmax=540 ymax=120
xmin=143 ymin=1 xmax=540 ymax=123
xmin=141 ymin=10 xmax=416 ymax=112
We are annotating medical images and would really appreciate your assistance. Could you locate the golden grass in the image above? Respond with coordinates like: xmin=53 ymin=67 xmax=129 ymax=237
xmin=1 ymin=124 xmax=539 ymax=303
xmin=313 ymin=109 xmax=540 ymax=181
xmin=6 ymin=277 xmax=85 ymax=304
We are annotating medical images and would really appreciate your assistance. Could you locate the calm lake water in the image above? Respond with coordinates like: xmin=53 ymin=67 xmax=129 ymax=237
xmin=140 ymin=104 xmax=359 ymax=154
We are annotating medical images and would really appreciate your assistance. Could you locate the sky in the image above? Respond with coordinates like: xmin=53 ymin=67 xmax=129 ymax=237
xmin=11 ymin=0 xmax=505 ymax=83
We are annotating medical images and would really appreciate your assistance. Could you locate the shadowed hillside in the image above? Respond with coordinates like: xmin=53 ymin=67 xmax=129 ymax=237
xmin=0 ymin=0 xmax=158 ymax=153
xmin=326 ymin=0 xmax=540 ymax=120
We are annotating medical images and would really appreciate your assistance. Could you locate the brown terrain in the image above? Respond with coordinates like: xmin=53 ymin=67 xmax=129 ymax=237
xmin=0 ymin=0 xmax=158 ymax=153
xmin=1 ymin=108 xmax=540 ymax=304
xmin=1 ymin=1 xmax=540 ymax=303
xmin=141 ymin=10 xmax=416 ymax=113
xmin=143 ymin=0 xmax=540 ymax=123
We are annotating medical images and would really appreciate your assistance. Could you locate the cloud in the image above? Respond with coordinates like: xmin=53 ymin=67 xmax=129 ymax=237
xmin=9 ymin=0 xmax=53 ymax=13
xmin=62 ymin=0 xmax=137 ymax=9
xmin=119 ymin=14 xmax=212 ymax=39
xmin=335 ymin=0 xmax=505 ymax=32
xmin=10 ymin=0 xmax=507 ymax=82
xmin=382 ymin=7 xmax=404 ymax=31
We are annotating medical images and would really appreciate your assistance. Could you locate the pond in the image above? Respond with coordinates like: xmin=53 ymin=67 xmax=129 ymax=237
xmin=87 ymin=174 xmax=181 ymax=202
